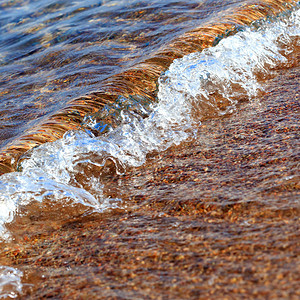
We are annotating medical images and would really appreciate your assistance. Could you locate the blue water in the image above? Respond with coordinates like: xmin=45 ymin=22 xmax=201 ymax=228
xmin=0 ymin=0 xmax=244 ymax=149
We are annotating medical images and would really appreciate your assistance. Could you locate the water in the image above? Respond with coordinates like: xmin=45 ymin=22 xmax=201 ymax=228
xmin=0 ymin=267 xmax=22 ymax=299
xmin=0 ymin=0 xmax=242 ymax=151
xmin=0 ymin=0 xmax=299 ymax=298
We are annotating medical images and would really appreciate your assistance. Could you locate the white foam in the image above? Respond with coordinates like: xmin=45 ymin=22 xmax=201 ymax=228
xmin=0 ymin=8 xmax=299 ymax=238
xmin=0 ymin=266 xmax=23 ymax=299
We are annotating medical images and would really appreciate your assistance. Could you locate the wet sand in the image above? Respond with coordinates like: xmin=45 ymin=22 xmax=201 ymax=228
xmin=0 ymin=62 xmax=299 ymax=298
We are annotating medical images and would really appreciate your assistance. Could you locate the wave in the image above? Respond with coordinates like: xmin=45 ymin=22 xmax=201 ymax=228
xmin=0 ymin=4 xmax=299 ymax=239
xmin=0 ymin=0 xmax=298 ymax=174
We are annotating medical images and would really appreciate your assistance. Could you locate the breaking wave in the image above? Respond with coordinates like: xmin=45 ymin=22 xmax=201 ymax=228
xmin=0 ymin=7 xmax=299 ymax=238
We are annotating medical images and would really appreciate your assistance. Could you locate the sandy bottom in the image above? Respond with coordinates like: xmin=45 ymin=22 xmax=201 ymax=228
xmin=0 ymin=62 xmax=299 ymax=299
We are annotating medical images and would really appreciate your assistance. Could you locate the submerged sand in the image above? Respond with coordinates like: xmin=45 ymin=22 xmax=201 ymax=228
xmin=0 ymin=58 xmax=299 ymax=299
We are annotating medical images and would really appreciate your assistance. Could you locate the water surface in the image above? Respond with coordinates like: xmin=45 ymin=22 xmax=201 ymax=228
xmin=0 ymin=0 xmax=299 ymax=298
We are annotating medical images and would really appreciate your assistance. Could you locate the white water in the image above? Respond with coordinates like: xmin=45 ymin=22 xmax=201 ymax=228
xmin=0 ymin=7 xmax=298 ymax=297
xmin=0 ymin=8 xmax=299 ymax=238
xmin=0 ymin=266 xmax=23 ymax=299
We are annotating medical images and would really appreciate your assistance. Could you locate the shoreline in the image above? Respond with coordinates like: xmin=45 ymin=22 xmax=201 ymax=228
xmin=0 ymin=62 xmax=299 ymax=299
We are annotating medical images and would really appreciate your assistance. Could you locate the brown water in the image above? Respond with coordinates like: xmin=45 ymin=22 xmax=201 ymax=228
xmin=0 ymin=0 xmax=299 ymax=299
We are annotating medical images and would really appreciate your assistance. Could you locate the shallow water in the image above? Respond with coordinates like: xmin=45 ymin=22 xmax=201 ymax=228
xmin=0 ymin=0 xmax=244 ymax=149
xmin=0 ymin=0 xmax=299 ymax=298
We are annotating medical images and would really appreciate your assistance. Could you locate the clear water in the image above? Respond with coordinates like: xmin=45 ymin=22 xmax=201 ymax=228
xmin=0 ymin=0 xmax=243 ymax=149
xmin=0 ymin=0 xmax=299 ymax=298
xmin=1 ymin=6 xmax=298 ymax=236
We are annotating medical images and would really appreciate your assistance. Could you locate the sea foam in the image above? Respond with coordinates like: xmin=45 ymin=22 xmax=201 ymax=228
xmin=0 ymin=8 xmax=299 ymax=238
